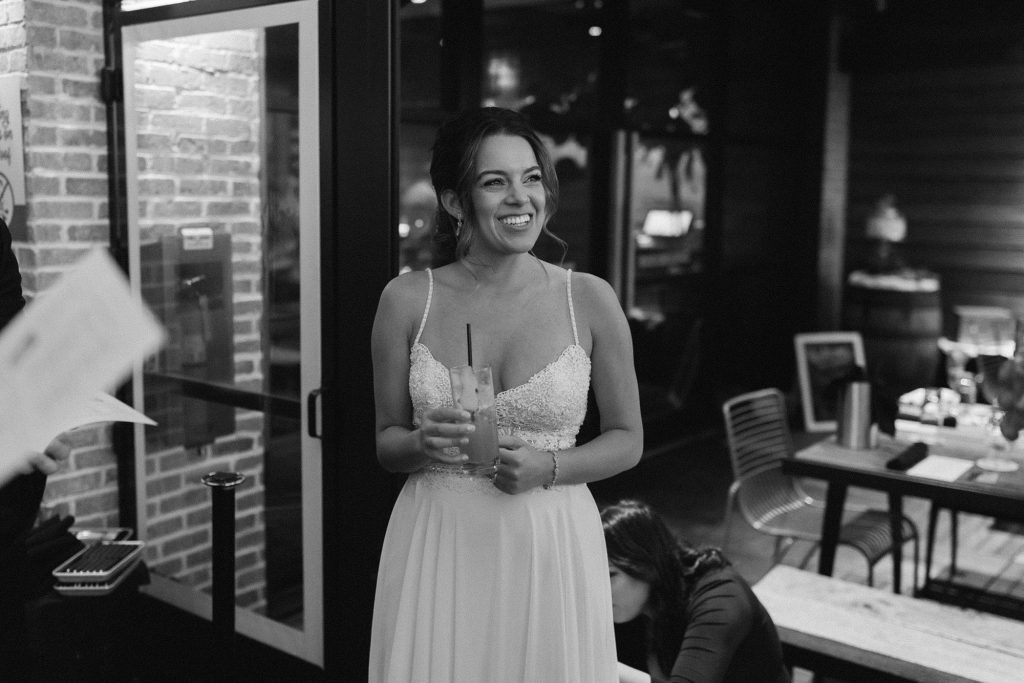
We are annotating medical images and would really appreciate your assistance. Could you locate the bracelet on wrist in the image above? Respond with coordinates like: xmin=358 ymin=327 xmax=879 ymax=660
xmin=543 ymin=450 xmax=559 ymax=490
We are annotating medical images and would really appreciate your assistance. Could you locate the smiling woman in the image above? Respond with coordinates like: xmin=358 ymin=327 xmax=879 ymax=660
xmin=368 ymin=106 xmax=643 ymax=682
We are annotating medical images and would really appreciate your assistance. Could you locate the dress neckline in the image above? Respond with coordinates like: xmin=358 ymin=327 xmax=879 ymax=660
xmin=412 ymin=342 xmax=587 ymax=399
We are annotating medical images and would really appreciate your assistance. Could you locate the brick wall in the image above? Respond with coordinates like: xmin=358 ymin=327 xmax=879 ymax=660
xmin=5 ymin=1 xmax=271 ymax=611
xmin=12 ymin=0 xmax=118 ymax=526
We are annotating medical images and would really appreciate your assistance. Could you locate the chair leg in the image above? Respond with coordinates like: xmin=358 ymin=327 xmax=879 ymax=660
xmin=773 ymin=536 xmax=790 ymax=564
xmin=796 ymin=543 xmax=819 ymax=570
xmin=899 ymin=516 xmax=921 ymax=594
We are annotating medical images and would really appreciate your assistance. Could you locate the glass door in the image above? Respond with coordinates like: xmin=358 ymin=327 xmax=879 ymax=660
xmin=120 ymin=1 xmax=323 ymax=665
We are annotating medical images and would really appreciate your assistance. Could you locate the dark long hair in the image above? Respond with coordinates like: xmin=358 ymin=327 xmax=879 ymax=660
xmin=428 ymin=106 xmax=564 ymax=265
xmin=602 ymin=499 xmax=728 ymax=674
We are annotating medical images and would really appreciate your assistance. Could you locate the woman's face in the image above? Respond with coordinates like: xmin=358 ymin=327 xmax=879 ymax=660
xmin=463 ymin=133 xmax=547 ymax=258
xmin=609 ymin=563 xmax=650 ymax=623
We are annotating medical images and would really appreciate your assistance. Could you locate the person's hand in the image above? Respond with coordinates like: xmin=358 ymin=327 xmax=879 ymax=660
xmin=22 ymin=437 xmax=71 ymax=476
xmin=417 ymin=406 xmax=474 ymax=464
xmin=617 ymin=661 xmax=652 ymax=683
xmin=493 ymin=436 xmax=552 ymax=494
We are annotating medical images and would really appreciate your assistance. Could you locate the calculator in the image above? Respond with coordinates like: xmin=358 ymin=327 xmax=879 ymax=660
xmin=52 ymin=541 xmax=145 ymax=584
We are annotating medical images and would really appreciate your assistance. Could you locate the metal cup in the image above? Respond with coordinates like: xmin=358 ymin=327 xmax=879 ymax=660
xmin=837 ymin=380 xmax=872 ymax=449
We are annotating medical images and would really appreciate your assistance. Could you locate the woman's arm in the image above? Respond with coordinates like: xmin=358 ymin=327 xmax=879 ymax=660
xmin=544 ymin=272 xmax=643 ymax=485
xmin=664 ymin=572 xmax=754 ymax=683
xmin=371 ymin=274 xmax=473 ymax=473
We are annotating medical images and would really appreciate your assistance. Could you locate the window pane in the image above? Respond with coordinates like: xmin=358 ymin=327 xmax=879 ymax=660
xmin=627 ymin=0 xmax=712 ymax=136
xmin=482 ymin=0 xmax=601 ymax=272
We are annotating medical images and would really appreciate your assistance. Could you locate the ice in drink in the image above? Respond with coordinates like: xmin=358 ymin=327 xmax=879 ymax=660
xmin=449 ymin=365 xmax=500 ymax=474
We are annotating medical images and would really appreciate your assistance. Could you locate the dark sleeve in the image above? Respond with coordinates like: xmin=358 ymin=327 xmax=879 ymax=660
xmin=660 ymin=570 xmax=754 ymax=683
xmin=0 ymin=217 xmax=44 ymax=550
xmin=0 ymin=217 xmax=26 ymax=330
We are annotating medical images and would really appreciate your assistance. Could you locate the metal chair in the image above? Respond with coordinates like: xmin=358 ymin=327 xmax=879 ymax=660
xmin=722 ymin=388 xmax=920 ymax=590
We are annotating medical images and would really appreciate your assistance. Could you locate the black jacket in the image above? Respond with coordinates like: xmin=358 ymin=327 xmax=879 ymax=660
xmin=0 ymin=217 xmax=48 ymax=672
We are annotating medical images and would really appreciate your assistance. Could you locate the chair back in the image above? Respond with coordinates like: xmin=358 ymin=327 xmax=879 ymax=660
xmin=722 ymin=388 xmax=812 ymax=523
xmin=722 ymin=388 xmax=795 ymax=481
xmin=720 ymin=388 xmax=821 ymax=554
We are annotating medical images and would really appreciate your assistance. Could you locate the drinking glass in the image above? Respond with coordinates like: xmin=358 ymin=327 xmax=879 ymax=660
xmin=976 ymin=369 xmax=1019 ymax=473
xmin=449 ymin=365 xmax=500 ymax=474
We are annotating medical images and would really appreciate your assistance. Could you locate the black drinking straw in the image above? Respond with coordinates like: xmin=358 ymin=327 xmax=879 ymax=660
xmin=466 ymin=323 xmax=473 ymax=367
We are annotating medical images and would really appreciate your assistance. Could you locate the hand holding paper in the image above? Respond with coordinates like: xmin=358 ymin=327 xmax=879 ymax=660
xmin=0 ymin=248 xmax=165 ymax=485
xmin=31 ymin=391 xmax=157 ymax=452
xmin=23 ymin=437 xmax=71 ymax=477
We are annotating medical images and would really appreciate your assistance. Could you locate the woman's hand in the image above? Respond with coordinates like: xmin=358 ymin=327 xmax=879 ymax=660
xmin=493 ymin=436 xmax=553 ymax=494
xmin=418 ymin=406 xmax=475 ymax=464
xmin=617 ymin=661 xmax=651 ymax=683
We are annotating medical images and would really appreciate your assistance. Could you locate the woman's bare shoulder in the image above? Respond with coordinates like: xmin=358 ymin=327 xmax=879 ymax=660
xmin=569 ymin=271 xmax=619 ymax=312
xmin=376 ymin=269 xmax=433 ymax=325
xmin=380 ymin=268 xmax=429 ymax=300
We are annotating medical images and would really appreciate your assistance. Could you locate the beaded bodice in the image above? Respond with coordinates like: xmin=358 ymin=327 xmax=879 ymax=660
xmin=408 ymin=268 xmax=591 ymax=454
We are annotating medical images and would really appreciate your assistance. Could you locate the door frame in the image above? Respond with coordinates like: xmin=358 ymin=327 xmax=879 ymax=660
xmin=105 ymin=0 xmax=398 ymax=676
xmin=319 ymin=1 xmax=399 ymax=677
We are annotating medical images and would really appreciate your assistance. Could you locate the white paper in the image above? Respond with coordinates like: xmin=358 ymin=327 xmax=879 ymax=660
xmin=0 ymin=248 xmax=165 ymax=485
xmin=906 ymin=454 xmax=975 ymax=482
xmin=31 ymin=391 xmax=157 ymax=451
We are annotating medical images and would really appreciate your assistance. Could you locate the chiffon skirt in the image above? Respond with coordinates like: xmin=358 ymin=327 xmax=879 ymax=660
xmin=369 ymin=469 xmax=618 ymax=683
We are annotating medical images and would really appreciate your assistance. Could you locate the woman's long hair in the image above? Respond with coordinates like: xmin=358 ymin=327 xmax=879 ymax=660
xmin=428 ymin=106 xmax=565 ymax=266
xmin=602 ymin=499 xmax=728 ymax=674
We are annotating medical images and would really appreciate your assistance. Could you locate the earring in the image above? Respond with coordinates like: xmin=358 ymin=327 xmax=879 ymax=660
xmin=455 ymin=217 xmax=463 ymax=239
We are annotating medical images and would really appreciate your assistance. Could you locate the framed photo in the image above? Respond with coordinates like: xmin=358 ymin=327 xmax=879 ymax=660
xmin=794 ymin=332 xmax=866 ymax=432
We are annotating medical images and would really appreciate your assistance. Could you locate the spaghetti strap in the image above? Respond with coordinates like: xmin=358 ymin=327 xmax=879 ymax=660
xmin=566 ymin=269 xmax=580 ymax=346
xmin=413 ymin=268 xmax=433 ymax=346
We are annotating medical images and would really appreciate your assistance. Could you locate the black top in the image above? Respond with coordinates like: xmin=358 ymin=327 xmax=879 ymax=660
xmin=0 ymin=217 xmax=47 ymax=673
xmin=618 ymin=565 xmax=791 ymax=683
xmin=0 ymin=216 xmax=40 ymax=550
xmin=0 ymin=216 xmax=25 ymax=328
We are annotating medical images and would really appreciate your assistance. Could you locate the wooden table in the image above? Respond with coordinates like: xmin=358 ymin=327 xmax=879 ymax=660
xmin=785 ymin=424 xmax=1024 ymax=613
xmin=754 ymin=564 xmax=1024 ymax=682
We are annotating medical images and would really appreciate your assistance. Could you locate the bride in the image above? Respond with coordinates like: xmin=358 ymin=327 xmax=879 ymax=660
xmin=369 ymin=106 xmax=643 ymax=682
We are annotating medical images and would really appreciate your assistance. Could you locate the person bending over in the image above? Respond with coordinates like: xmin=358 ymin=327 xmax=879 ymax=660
xmin=602 ymin=499 xmax=790 ymax=683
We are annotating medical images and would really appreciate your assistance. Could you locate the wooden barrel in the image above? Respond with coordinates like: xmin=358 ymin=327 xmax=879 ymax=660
xmin=842 ymin=282 xmax=943 ymax=394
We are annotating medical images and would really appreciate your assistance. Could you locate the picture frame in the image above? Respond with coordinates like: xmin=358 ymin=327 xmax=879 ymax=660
xmin=794 ymin=331 xmax=866 ymax=432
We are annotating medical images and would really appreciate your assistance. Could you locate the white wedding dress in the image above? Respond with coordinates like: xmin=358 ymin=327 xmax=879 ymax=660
xmin=369 ymin=268 xmax=617 ymax=683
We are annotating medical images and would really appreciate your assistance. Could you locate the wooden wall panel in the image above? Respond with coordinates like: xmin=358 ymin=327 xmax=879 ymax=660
xmin=710 ymin=0 xmax=832 ymax=394
xmin=846 ymin=48 xmax=1024 ymax=336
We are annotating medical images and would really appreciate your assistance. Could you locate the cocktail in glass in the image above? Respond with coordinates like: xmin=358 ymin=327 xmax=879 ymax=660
xmin=449 ymin=365 xmax=500 ymax=475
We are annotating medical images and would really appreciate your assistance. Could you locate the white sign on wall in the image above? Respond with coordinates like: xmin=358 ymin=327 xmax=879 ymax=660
xmin=0 ymin=74 xmax=26 ymax=240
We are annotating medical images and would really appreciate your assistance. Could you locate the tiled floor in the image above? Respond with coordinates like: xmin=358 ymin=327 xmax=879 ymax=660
xmin=589 ymin=429 xmax=1024 ymax=681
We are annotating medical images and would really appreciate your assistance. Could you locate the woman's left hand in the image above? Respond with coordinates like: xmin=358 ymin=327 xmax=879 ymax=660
xmin=493 ymin=436 xmax=552 ymax=494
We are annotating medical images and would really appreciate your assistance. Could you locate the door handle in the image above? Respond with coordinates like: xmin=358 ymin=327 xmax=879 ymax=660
xmin=307 ymin=388 xmax=323 ymax=439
